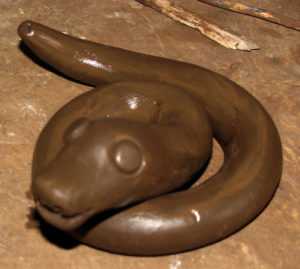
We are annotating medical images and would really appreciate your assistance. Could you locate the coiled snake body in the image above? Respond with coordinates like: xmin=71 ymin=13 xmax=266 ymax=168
xmin=18 ymin=21 xmax=282 ymax=255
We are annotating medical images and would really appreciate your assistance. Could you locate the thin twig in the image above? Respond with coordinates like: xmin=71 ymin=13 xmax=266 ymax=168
xmin=136 ymin=0 xmax=259 ymax=51
xmin=199 ymin=0 xmax=300 ymax=31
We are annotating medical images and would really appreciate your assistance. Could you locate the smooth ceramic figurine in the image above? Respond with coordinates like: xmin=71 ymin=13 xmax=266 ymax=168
xmin=18 ymin=21 xmax=282 ymax=255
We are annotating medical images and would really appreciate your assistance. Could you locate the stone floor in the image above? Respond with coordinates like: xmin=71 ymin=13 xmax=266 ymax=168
xmin=0 ymin=0 xmax=299 ymax=268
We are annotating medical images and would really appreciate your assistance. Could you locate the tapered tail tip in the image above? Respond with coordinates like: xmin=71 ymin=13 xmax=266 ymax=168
xmin=18 ymin=20 xmax=35 ymax=39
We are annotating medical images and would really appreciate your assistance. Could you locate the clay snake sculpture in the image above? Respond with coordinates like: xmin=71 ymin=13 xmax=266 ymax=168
xmin=18 ymin=21 xmax=282 ymax=256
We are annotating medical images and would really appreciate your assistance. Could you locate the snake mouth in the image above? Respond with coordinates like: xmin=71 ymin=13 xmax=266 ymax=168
xmin=35 ymin=200 xmax=95 ymax=231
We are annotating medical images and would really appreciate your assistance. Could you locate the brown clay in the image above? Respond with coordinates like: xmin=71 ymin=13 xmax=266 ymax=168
xmin=18 ymin=21 xmax=282 ymax=255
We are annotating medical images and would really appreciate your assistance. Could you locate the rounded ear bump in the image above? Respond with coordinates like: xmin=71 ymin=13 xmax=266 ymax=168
xmin=63 ymin=118 xmax=91 ymax=144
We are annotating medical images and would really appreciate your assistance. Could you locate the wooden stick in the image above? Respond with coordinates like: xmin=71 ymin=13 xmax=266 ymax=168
xmin=199 ymin=0 xmax=300 ymax=31
xmin=136 ymin=0 xmax=259 ymax=51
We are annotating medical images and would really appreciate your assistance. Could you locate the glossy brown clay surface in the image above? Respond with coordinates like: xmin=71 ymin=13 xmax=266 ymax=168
xmin=2 ymin=1 xmax=300 ymax=267
xmin=18 ymin=20 xmax=282 ymax=256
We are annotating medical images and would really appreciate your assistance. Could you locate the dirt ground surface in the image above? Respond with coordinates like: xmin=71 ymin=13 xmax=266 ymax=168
xmin=0 ymin=0 xmax=299 ymax=268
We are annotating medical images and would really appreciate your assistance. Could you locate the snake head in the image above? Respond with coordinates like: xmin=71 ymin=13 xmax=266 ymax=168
xmin=31 ymin=117 xmax=182 ymax=231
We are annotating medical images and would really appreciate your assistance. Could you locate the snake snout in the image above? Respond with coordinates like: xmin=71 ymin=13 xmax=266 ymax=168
xmin=32 ymin=175 xmax=70 ymax=214
xmin=33 ymin=173 xmax=88 ymax=215
xmin=32 ymin=173 xmax=95 ymax=231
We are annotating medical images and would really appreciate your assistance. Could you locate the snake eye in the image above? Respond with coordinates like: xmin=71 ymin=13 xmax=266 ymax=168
xmin=63 ymin=118 xmax=91 ymax=144
xmin=113 ymin=140 xmax=143 ymax=174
